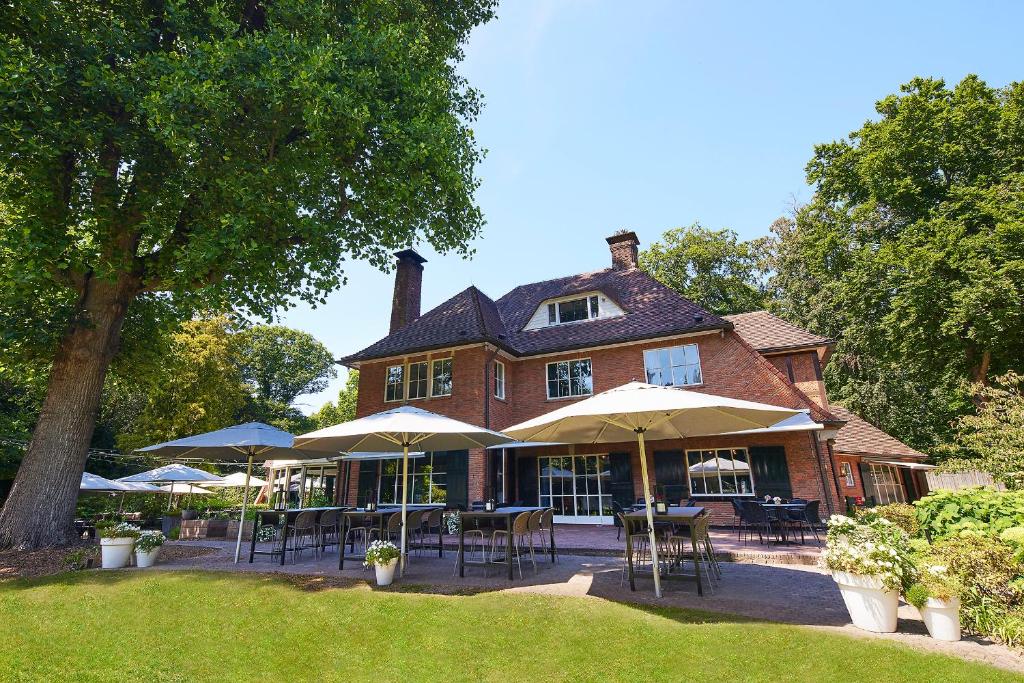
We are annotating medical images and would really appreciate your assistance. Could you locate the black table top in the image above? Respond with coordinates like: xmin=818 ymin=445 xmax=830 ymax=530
xmin=624 ymin=506 xmax=705 ymax=521
xmin=461 ymin=506 xmax=548 ymax=518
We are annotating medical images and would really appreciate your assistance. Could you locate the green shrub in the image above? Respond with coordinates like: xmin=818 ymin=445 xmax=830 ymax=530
xmin=168 ymin=526 xmax=180 ymax=541
xmin=932 ymin=534 xmax=1024 ymax=646
xmin=861 ymin=502 xmax=920 ymax=537
xmin=915 ymin=488 xmax=1024 ymax=540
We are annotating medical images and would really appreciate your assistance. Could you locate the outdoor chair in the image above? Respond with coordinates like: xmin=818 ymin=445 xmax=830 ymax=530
xmin=342 ymin=514 xmax=372 ymax=555
xmin=289 ymin=511 xmax=319 ymax=562
xmin=490 ymin=511 xmax=536 ymax=579
xmin=738 ymin=500 xmax=775 ymax=545
xmin=793 ymin=500 xmax=823 ymax=545
xmin=618 ymin=512 xmax=652 ymax=586
xmin=317 ymin=509 xmax=340 ymax=555
xmin=527 ymin=509 xmax=543 ymax=555
xmin=405 ymin=509 xmax=425 ymax=556
xmin=730 ymin=498 xmax=744 ymax=533
xmin=420 ymin=508 xmax=444 ymax=555
xmin=536 ymin=508 xmax=556 ymax=561
xmin=612 ymin=501 xmax=625 ymax=540
xmin=452 ymin=514 xmax=496 ymax=577
xmin=382 ymin=512 xmax=403 ymax=545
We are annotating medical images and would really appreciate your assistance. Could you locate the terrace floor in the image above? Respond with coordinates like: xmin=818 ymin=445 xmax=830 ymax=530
xmin=151 ymin=524 xmax=1022 ymax=675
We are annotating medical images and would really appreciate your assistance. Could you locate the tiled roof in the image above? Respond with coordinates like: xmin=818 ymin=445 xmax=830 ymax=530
xmin=723 ymin=310 xmax=832 ymax=353
xmin=342 ymin=268 xmax=731 ymax=363
xmin=829 ymin=405 xmax=927 ymax=459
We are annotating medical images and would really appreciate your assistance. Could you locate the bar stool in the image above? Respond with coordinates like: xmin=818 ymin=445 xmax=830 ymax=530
xmin=289 ymin=511 xmax=319 ymax=561
xmin=452 ymin=513 xmax=493 ymax=576
xmin=619 ymin=513 xmax=653 ymax=586
xmin=317 ymin=509 xmax=340 ymax=555
xmin=342 ymin=513 xmax=371 ymax=555
xmin=490 ymin=511 xmax=535 ymax=579
xmin=405 ymin=509 xmax=425 ymax=556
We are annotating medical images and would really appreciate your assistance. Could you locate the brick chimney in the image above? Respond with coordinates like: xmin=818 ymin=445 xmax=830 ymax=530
xmin=390 ymin=249 xmax=427 ymax=333
xmin=606 ymin=230 xmax=639 ymax=270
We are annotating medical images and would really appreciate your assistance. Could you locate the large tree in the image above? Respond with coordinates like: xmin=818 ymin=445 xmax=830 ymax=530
xmin=310 ymin=370 xmax=359 ymax=429
xmin=767 ymin=75 xmax=1024 ymax=451
xmin=233 ymin=325 xmax=337 ymax=406
xmin=639 ymin=223 xmax=770 ymax=315
xmin=0 ymin=0 xmax=495 ymax=548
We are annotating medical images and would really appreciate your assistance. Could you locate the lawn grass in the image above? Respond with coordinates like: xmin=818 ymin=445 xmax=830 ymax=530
xmin=0 ymin=570 xmax=1018 ymax=682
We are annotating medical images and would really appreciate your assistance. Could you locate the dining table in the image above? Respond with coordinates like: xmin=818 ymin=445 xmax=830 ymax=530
xmin=248 ymin=506 xmax=348 ymax=565
xmin=622 ymin=506 xmax=706 ymax=596
xmin=337 ymin=505 xmax=445 ymax=570
xmin=760 ymin=502 xmax=807 ymax=543
xmin=458 ymin=507 xmax=555 ymax=581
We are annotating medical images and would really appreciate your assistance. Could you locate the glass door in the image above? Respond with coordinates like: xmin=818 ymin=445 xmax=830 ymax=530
xmin=538 ymin=454 xmax=613 ymax=524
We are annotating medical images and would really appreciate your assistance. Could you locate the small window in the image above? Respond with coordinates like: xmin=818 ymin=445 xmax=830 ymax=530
xmin=546 ymin=294 xmax=601 ymax=326
xmin=686 ymin=448 xmax=754 ymax=496
xmin=385 ymin=364 xmax=404 ymax=402
xmin=431 ymin=358 xmax=453 ymax=397
xmin=547 ymin=303 xmax=557 ymax=324
xmin=494 ymin=361 xmax=506 ymax=400
xmin=840 ymin=462 xmax=855 ymax=488
xmin=643 ymin=343 xmax=702 ymax=387
xmin=407 ymin=361 xmax=428 ymax=400
xmin=546 ymin=359 xmax=592 ymax=399
xmin=589 ymin=295 xmax=599 ymax=318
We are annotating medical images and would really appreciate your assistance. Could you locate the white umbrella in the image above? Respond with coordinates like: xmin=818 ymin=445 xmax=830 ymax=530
xmin=205 ymin=472 xmax=269 ymax=489
xmin=295 ymin=406 xmax=515 ymax=575
xmin=80 ymin=472 xmax=132 ymax=492
xmin=117 ymin=481 xmax=164 ymax=492
xmin=157 ymin=483 xmax=215 ymax=494
xmin=118 ymin=463 xmax=224 ymax=513
xmin=135 ymin=423 xmax=318 ymax=563
xmin=503 ymin=381 xmax=800 ymax=597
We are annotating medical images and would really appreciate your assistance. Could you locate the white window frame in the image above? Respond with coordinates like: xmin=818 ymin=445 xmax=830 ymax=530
xmin=407 ymin=361 xmax=428 ymax=400
xmin=643 ymin=343 xmax=703 ymax=387
xmin=868 ymin=464 xmax=906 ymax=504
xmin=685 ymin=448 xmax=756 ymax=497
xmin=377 ymin=454 xmax=449 ymax=505
xmin=840 ymin=462 xmax=855 ymax=488
xmin=430 ymin=358 xmax=453 ymax=397
xmin=546 ymin=293 xmax=601 ymax=326
xmin=546 ymin=358 xmax=593 ymax=399
xmin=384 ymin=364 xmax=405 ymax=402
xmin=537 ymin=453 xmax=613 ymax=524
xmin=494 ymin=360 xmax=506 ymax=400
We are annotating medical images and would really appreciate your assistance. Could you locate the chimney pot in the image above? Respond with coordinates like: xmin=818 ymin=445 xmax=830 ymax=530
xmin=390 ymin=249 xmax=426 ymax=333
xmin=606 ymin=230 xmax=640 ymax=270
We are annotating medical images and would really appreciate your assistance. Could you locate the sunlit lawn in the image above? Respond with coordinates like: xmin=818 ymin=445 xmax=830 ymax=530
xmin=0 ymin=570 xmax=1017 ymax=682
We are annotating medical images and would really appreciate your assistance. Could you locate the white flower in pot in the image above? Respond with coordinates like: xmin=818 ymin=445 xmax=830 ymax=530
xmin=905 ymin=564 xmax=962 ymax=641
xmin=364 ymin=540 xmax=400 ymax=586
xmin=98 ymin=522 xmax=141 ymax=569
xmin=134 ymin=531 xmax=167 ymax=568
xmin=822 ymin=515 xmax=915 ymax=633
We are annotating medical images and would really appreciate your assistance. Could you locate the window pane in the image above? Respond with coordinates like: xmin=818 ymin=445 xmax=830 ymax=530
xmin=672 ymin=366 xmax=689 ymax=386
xmin=558 ymin=298 xmax=589 ymax=323
xmin=431 ymin=359 xmax=452 ymax=396
xmin=548 ymin=303 xmax=557 ymax=324
xmin=689 ymin=365 xmax=703 ymax=385
xmin=682 ymin=344 xmax=699 ymax=365
xmin=589 ymin=296 xmax=599 ymax=318
xmin=385 ymin=365 xmax=404 ymax=401
xmin=408 ymin=362 xmax=427 ymax=399
xmin=670 ymin=345 xmax=687 ymax=367
xmin=643 ymin=350 xmax=662 ymax=385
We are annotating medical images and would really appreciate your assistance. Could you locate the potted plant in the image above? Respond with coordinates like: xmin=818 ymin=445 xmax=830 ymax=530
xmin=364 ymin=540 xmax=400 ymax=586
xmin=97 ymin=522 xmax=141 ymax=569
xmin=822 ymin=515 xmax=915 ymax=633
xmin=905 ymin=562 xmax=962 ymax=641
xmin=134 ymin=531 xmax=167 ymax=568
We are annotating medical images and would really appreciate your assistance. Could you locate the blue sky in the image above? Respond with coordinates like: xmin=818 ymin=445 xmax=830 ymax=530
xmin=281 ymin=0 xmax=1023 ymax=413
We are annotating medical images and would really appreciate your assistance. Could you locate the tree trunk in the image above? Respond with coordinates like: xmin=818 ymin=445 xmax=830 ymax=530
xmin=0 ymin=275 xmax=139 ymax=549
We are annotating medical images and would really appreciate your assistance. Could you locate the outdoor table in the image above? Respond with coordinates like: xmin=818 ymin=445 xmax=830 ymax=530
xmin=458 ymin=507 xmax=555 ymax=581
xmin=760 ymin=503 xmax=807 ymax=544
xmin=337 ymin=506 xmax=444 ymax=570
xmin=622 ymin=506 xmax=706 ymax=596
xmin=247 ymin=507 xmax=347 ymax=565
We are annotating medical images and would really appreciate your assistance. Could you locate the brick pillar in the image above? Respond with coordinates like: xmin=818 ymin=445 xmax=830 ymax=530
xmin=389 ymin=249 xmax=426 ymax=332
xmin=606 ymin=230 xmax=639 ymax=270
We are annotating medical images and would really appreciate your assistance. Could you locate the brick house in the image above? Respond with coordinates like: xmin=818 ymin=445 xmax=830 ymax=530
xmin=317 ymin=231 xmax=928 ymax=524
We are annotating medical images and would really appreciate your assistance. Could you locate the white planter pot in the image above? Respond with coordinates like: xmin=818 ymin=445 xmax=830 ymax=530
xmin=374 ymin=558 xmax=398 ymax=586
xmin=135 ymin=547 xmax=162 ymax=568
xmin=100 ymin=537 xmax=135 ymax=569
xmin=919 ymin=597 xmax=961 ymax=641
xmin=832 ymin=571 xmax=899 ymax=633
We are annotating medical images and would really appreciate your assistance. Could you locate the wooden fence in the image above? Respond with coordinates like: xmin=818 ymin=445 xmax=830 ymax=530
xmin=925 ymin=469 xmax=1005 ymax=491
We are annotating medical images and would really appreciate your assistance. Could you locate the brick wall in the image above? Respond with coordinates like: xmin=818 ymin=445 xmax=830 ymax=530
xmin=766 ymin=351 xmax=828 ymax=408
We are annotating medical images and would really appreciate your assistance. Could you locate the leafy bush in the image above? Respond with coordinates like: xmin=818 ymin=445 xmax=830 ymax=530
xmin=96 ymin=522 xmax=141 ymax=539
xmin=167 ymin=526 xmax=180 ymax=541
xmin=63 ymin=546 xmax=99 ymax=571
xmin=822 ymin=515 xmax=916 ymax=591
xmin=915 ymin=488 xmax=1024 ymax=540
xmin=135 ymin=531 xmax=166 ymax=553
xmin=904 ymin=557 xmax=961 ymax=608
xmin=860 ymin=502 xmax=920 ymax=537
xmin=363 ymin=540 xmax=399 ymax=568
xmin=931 ymin=534 xmax=1024 ymax=646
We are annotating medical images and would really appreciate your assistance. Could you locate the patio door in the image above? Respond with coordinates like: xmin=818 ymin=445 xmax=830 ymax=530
xmin=538 ymin=454 xmax=613 ymax=524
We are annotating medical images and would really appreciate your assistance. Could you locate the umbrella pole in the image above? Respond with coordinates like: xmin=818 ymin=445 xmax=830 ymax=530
xmin=636 ymin=429 xmax=663 ymax=598
xmin=234 ymin=453 xmax=254 ymax=564
xmin=399 ymin=442 xmax=410 ymax=577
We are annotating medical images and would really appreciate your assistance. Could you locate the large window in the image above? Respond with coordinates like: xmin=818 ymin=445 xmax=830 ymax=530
xmin=644 ymin=344 xmax=702 ymax=387
xmin=407 ymin=361 xmax=428 ymax=399
xmin=546 ymin=295 xmax=600 ymax=326
xmin=494 ymin=360 xmax=506 ymax=399
xmin=686 ymin=448 xmax=754 ymax=496
xmin=867 ymin=464 xmax=906 ymax=504
xmin=431 ymin=358 xmax=453 ymax=397
xmin=538 ymin=455 xmax=612 ymax=518
xmin=378 ymin=453 xmax=449 ymax=504
xmin=546 ymin=358 xmax=593 ymax=399
xmin=385 ymin=364 xmax=404 ymax=402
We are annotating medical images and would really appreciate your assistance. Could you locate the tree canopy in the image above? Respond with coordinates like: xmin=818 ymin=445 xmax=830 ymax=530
xmin=310 ymin=370 xmax=359 ymax=429
xmin=234 ymin=326 xmax=337 ymax=406
xmin=639 ymin=223 xmax=769 ymax=315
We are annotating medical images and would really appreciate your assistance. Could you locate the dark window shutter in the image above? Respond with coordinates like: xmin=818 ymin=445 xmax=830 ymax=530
xmin=608 ymin=452 xmax=635 ymax=508
xmin=356 ymin=462 xmax=378 ymax=507
xmin=749 ymin=446 xmax=792 ymax=499
xmin=517 ymin=455 xmax=538 ymax=505
xmin=858 ymin=463 xmax=878 ymax=506
xmin=444 ymin=450 xmax=469 ymax=510
xmin=653 ymin=450 xmax=687 ymax=503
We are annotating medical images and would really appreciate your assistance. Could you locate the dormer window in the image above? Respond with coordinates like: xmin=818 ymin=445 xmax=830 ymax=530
xmin=547 ymin=295 xmax=600 ymax=326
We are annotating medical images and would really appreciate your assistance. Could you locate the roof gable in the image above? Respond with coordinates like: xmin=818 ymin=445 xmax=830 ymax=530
xmin=829 ymin=405 xmax=926 ymax=459
xmin=723 ymin=310 xmax=832 ymax=353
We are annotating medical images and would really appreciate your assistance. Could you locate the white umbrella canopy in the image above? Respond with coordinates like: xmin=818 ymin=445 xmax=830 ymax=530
xmin=118 ymin=463 xmax=224 ymax=484
xmin=81 ymin=472 xmax=132 ymax=492
xmin=157 ymin=483 xmax=215 ymax=495
xmin=118 ymin=481 xmax=164 ymax=492
xmin=295 ymin=406 xmax=515 ymax=575
xmin=206 ymin=472 xmax=268 ymax=488
xmin=503 ymin=381 xmax=801 ymax=598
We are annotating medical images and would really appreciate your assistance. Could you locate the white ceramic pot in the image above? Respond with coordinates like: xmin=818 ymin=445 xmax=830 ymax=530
xmin=100 ymin=537 xmax=135 ymax=569
xmin=832 ymin=571 xmax=899 ymax=633
xmin=919 ymin=597 xmax=961 ymax=641
xmin=374 ymin=558 xmax=398 ymax=586
xmin=135 ymin=547 xmax=161 ymax=568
